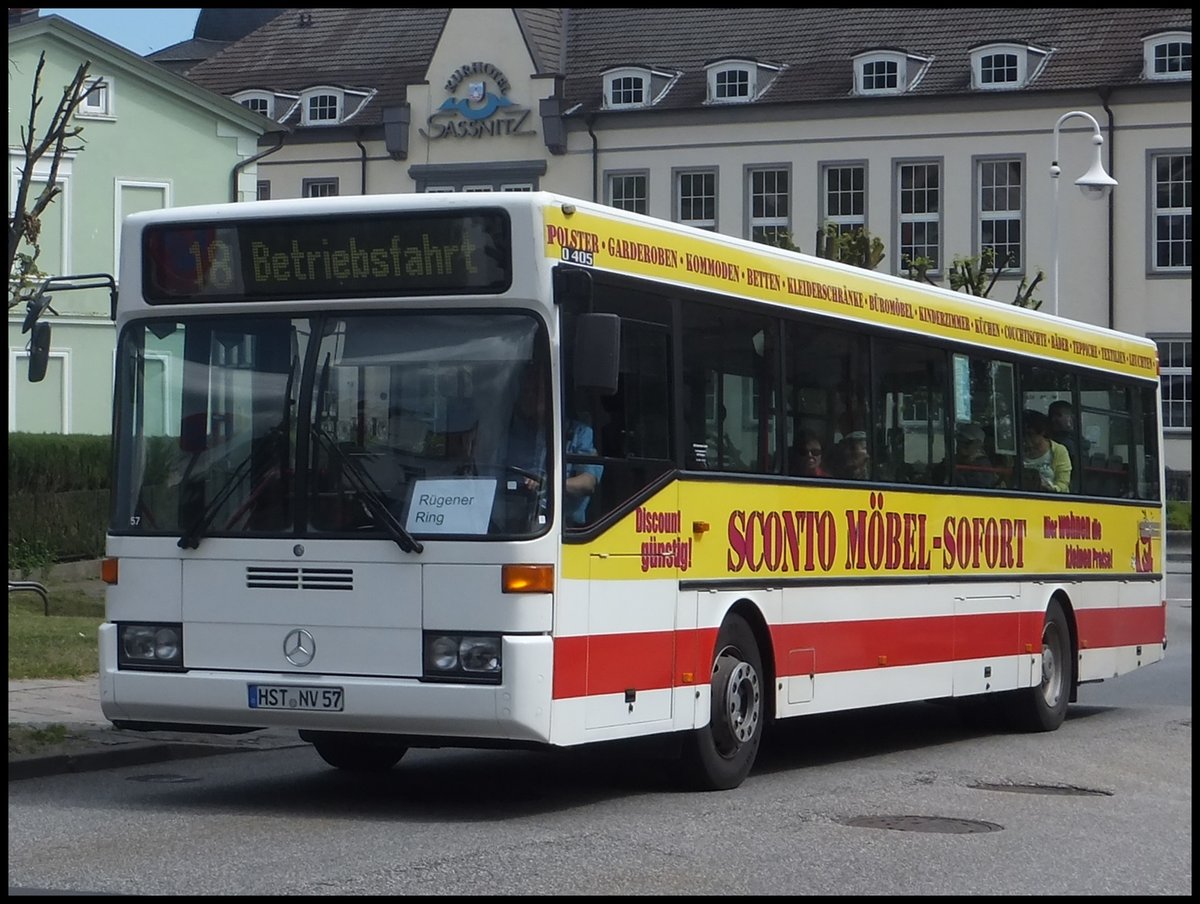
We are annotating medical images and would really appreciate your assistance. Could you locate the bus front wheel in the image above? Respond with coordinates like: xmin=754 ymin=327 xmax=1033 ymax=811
xmin=681 ymin=614 xmax=765 ymax=791
xmin=307 ymin=732 xmax=408 ymax=772
xmin=1006 ymin=599 xmax=1073 ymax=732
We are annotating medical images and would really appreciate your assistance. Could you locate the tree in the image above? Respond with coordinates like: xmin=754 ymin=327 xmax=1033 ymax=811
xmin=943 ymin=247 xmax=1044 ymax=309
xmin=813 ymin=222 xmax=885 ymax=270
xmin=8 ymin=51 xmax=101 ymax=309
xmin=765 ymin=220 xmax=1043 ymax=308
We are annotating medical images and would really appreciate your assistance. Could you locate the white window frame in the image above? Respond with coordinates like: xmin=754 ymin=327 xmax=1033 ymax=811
xmin=1143 ymin=32 xmax=1192 ymax=80
xmin=970 ymin=43 xmax=1034 ymax=90
xmin=301 ymin=87 xmax=343 ymax=126
xmin=114 ymin=180 xmax=171 ymax=275
xmin=9 ymin=151 xmax=74 ymax=276
xmin=975 ymin=156 xmax=1025 ymax=272
xmin=234 ymin=90 xmax=275 ymax=118
xmin=821 ymin=162 xmax=867 ymax=235
xmin=1154 ymin=337 xmax=1192 ymax=431
xmin=77 ymin=76 xmax=114 ymax=119
xmin=896 ymin=159 xmax=943 ymax=275
xmin=854 ymin=51 xmax=905 ymax=95
xmin=604 ymin=68 xmax=650 ymax=109
xmin=302 ymin=177 xmax=339 ymax=198
xmin=602 ymin=67 xmax=679 ymax=109
xmin=706 ymin=60 xmax=756 ymax=104
xmin=1149 ymin=151 xmax=1192 ymax=274
xmin=747 ymin=166 xmax=790 ymax=244
xmin=675 ymin=169 xmax=717 ymax=230
xmin=9 ymin=347 xmax=70 ymax=432
xmin=607 ymin=171 xmax=649 ymax=214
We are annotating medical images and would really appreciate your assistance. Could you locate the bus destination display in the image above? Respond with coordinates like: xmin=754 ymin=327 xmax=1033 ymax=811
xmin=142 ymin=211 xmax=511 ymax=302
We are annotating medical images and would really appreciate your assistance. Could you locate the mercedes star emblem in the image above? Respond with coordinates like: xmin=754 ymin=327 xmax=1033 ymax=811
xmin=283 ymin=628 xmax=316 ymax=667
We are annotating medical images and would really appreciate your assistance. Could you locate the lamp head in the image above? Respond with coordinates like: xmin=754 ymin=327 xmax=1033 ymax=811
xmin=1076 ymin=136 xmax=1117 ymax=200
xmin=1075 ymin=159 xmax=1117 ymax=200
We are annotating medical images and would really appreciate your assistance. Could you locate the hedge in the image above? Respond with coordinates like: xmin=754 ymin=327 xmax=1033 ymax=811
xmin=9 ymin=433 xmax=112 ymax=563
xmin=9 ymin=433 xmax=112 ymax=492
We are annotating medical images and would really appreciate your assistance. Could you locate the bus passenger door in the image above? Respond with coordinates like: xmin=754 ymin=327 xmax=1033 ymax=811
xmin=583 ymin=493 xmax=679 ymax=731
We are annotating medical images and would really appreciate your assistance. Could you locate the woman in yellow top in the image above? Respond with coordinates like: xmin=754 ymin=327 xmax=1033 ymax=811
xmin=1021 ymin=409 xmax=1072 ymax=493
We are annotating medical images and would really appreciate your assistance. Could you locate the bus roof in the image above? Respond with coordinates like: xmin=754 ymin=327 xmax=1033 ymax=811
xmin=123 ymin=191 xmax=1159 ymax=380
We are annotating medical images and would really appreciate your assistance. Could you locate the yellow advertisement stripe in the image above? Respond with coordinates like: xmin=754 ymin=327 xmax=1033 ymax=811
xmin=543 ymin=205 xmax=1157 ymax=381
xmin=564 ymin=480 xmax=1162 ymax=582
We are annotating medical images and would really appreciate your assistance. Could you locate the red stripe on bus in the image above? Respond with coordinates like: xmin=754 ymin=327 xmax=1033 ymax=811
xmin=1075 ymin=604 xmax=1166 ymax=649
xmin=551 ymin=605 xmax=1165 ymax=700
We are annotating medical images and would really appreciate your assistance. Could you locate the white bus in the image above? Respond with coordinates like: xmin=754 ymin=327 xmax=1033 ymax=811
xmin=96 ymin=191 xmax=1166 ymax=790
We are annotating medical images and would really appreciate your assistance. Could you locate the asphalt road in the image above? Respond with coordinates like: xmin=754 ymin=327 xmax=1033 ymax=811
xmin=9 ymin=593 xmax=1191 ymax=896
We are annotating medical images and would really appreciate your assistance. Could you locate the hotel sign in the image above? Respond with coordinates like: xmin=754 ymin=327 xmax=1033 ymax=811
xmin=422 ymin=62 xmax=536 ymax=140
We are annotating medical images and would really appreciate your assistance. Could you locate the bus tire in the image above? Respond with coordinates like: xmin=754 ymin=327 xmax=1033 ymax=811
xmin=310 ymin=734 xmax=408 ymax=772
xmin=1006 ymin=599 xmax=1072 ymax=732
xmin=681 ymin=614 xmax=765 ymax=791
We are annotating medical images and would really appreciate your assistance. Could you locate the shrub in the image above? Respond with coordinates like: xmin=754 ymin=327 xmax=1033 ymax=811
xmin=8 ymin=433 xmax=111 ymax=492
xmin=8 ymin=433 xmax=112 ymax=562
xmin=1166 ymin=500 xmax=1192 ymax=531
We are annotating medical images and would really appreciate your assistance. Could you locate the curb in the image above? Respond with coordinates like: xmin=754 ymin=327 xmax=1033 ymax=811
xmin=8 ymin=741 xmax=251 ymax=782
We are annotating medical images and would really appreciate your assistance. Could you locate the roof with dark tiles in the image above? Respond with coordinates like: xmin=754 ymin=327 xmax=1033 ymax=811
xmin=180 ymin=8 xmax=1192 ymax=128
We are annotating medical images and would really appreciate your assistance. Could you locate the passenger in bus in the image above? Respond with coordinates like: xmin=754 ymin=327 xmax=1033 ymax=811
xmin=789 ymin=430 xmax=830 ymax=477
xmin=831 ymin=431 xmax=870 ymax=480
xmin=1048 ymin=399 xmax=1089 ymax=468
xmin=952 ymin=423 xmax=1002 ymax=488
xmin=1021 ymin=409 xmax=1071 ymax=492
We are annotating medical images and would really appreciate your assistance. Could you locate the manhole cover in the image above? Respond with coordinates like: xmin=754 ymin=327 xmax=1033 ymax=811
xmin=841 ymin=815 xmax=1003 ymax=834
xmin=972 ymin=782 xmax=1111 ymax=797
xmin=127 ymin=773 xmax=200 ymax=783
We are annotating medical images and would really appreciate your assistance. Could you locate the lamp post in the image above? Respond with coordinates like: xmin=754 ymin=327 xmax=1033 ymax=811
xmin=1049 ymin=110 xmax=1118 ymax=318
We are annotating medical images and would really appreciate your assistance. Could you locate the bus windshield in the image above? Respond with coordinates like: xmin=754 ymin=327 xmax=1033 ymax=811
xmin=112 ymin=311 xmax=552 ymax=542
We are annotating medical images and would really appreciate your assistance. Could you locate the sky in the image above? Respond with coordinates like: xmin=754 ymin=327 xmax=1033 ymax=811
xmin=40 ymin=8 xmax=202 ymax=56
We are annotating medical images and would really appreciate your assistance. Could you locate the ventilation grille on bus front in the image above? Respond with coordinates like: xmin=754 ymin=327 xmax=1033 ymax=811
xmin=245 ymin=566 xmax=354 ymax=591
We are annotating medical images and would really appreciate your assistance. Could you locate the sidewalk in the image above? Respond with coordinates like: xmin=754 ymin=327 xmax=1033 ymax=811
xmin=8 ymin=675 xmax=301 ymax=780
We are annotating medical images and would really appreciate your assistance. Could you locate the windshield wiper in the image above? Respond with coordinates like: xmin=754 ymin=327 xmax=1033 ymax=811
xmin=177 ymin=450 xmax=255 ymax=549
xmin=312 ymin=427 xmax=423 ymax=554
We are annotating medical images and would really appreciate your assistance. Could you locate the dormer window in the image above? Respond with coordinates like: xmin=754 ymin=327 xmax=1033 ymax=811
xmin=970 ymin=43 xmax=1050 ymax=90
xmin=852 ymin=51 xmax=932 ymax=96
xmin=234 ymin=90 xmax=275 ymax=118
xmin=1144 ymin=32 xmax=1191 ymax=80
xmin=306 ymin=90 xmax=340 ymax=124
xmin=294 ymin=86 xmax=375 ymax=126
xmin=602 ymin=67 xmax=680 ymax=109
xmin=705 ymin=59 xmax=782 ymax=104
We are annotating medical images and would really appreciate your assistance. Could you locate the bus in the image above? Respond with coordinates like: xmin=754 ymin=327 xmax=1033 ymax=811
xmin=94 ymin=191 xmax=1166 ymax=791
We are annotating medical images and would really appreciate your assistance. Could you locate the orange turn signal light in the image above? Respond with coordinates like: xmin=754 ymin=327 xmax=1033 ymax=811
xmin=101 ymin=557 xmax=119 ymax=585
xmin=502 ymin=563 xmax=554 ymax=594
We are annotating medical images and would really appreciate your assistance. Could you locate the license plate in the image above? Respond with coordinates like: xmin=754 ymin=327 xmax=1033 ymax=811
xmin=248 ymin=684 xmax=344 ymax=712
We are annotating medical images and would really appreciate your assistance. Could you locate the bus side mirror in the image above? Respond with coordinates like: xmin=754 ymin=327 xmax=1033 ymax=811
xmin=574 ymin=313 xmax=620 ymax=396
xmin=27 ymin=322 xmax=51 ymax=383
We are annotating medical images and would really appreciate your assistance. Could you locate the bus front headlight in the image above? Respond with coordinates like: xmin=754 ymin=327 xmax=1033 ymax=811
xmin=422 ymin=632 xmax=501 ymax=683
xmin=118 ymin=623 xmax=184 ymax=671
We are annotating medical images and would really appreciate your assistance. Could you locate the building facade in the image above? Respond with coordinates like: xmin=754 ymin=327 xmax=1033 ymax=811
xmin=13 ymin=8 xmax=1192 ymax=495
xmin=177 ymin=8 xmax=1193 ymax=492
xmin=7 ymin=12 xmax=283 ymax=434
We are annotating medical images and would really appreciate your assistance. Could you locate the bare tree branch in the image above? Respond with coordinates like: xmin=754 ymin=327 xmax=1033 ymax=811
xmin=8 ymin=51 xmax=101 ymax=308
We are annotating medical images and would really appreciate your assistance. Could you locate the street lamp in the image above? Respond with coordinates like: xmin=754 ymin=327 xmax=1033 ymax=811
xmin=1049 ymin=110 xmax=1118 ymax=317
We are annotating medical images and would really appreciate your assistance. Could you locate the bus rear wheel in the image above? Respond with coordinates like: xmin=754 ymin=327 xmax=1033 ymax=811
xmin=681 ymin=614 xmax=765 ymax=791
xmin=307 ymin=732 xmax=408 ymax=772
xmin=1006 ymin=599 xmax=1073 ymax=732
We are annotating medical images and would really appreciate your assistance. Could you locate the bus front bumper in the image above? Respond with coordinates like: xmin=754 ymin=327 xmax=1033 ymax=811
xmin=98 ymin=624 xmax=554 ymax=744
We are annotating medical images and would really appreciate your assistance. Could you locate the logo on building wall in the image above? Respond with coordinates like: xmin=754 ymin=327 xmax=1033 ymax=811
xmin=421 ymin=62 xmax=536 ymax=140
